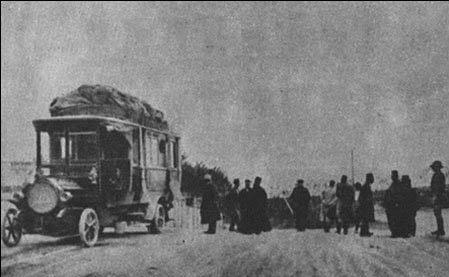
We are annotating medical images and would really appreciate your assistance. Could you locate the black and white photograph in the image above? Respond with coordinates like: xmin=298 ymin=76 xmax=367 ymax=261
xmin=1 ymin=2 xmax=448 ymax=276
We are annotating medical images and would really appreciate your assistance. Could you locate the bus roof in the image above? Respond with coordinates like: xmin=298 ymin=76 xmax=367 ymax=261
xmin=33 ymin=115 xmax=179 ymax=137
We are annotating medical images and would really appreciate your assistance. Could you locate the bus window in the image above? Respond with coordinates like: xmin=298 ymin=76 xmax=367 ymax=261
xmin=69 ymin=133 xmax=97 ymax=162
xmin=167 ymin=141 xmax=172 ymax=167
xmin=48 ymin=132 xmax=65 ymax=164
xmin=158 ymin=139 xmax=166 ymax=167
xmin=132 ymin=129 xmax=140 ymax=166
xmin=151 ymin=135 xmax=159 ymax=166
xmin=144 ymin=131 xmax=152 ymax=166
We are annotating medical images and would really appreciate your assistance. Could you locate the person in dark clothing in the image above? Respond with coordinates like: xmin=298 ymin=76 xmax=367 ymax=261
xmin=238 ymin=179 xmax=253 ymax=234
xmin=359 ymin=173 xmax=374 ymax=237
xmin=251 ymin=177 xmax=271 ymax=234
xmin=384 ymin=170 xmax=401 ymax=237
xmin=200 ymin=174 xmax=221 ymax=234
xmin=430 ymin=161 xmax=446 ymax=237
xmin=157 ymin=186 xmax=174 ymax=222
xmin=289 ymin=179 xmax=311 ymax=232
xmin=384 ymin=170 xmax=411 ymax=238
xmin=336 ymin=175 xmax=354 ymax=235
xmin=226 ymin=178 xmax=240 ymax=231
xmin=353 ymin=182 xmax=362 ymax=234
xmin=402 ymin=175 xmax=418 ymax=237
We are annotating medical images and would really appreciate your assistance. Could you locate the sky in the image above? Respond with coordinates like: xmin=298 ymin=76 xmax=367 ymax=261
xmin=1 ymin=2 xmax=448 ymax=195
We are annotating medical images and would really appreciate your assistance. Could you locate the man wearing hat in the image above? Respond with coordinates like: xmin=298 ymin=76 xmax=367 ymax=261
xmin=289 ymin=179 xmax=311 ymax=232
xmin=336 ymin=175 xmax=354 ymax=235
xmin=252 ymin=176 xmax=271 ymax=234
xmin=200 ymin=174 xmax=221 ymax=234
xmin=430 ymin=161 xmax=446 ymax=237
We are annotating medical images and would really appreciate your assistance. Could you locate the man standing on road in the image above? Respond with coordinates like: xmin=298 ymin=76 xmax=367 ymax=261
xmin=403 ymin=175 xmax=418 ymax=237
xmin=200 ymin=174 xmax=221 ymax=234
xmin=384 ymin=170 xmax=407 ymax=238
xmin=289 ymin=179 xmax=311 ymax=232
xmin=336 ymin=175 xmax=354 ymax=235
xmin=359 ymin=173 xmax=374 ymax=237
xmin=430 ymin=161 xmax=446 ymax=237
xmin=238 ymin=179 xmax=253 ymax=234
xmin=226 ymin=178 xmax=240 ymax=232
xmin=252 ymin=177 xmax=271 ymax=234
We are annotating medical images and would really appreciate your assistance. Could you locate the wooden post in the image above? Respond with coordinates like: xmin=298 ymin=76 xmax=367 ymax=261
xmin=351 ymin=149 xmax=355 ymax=185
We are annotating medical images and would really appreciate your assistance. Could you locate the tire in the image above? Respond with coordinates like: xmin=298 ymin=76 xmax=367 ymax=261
xmin=78 ymin=208 xmax=100 ymax=247
xmin=2 ymin=208 xmax=22 ymax=247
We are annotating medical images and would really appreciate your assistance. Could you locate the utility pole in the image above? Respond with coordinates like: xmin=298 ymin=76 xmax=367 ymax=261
xmin=351 ymin=149 xmax=355 ymax=185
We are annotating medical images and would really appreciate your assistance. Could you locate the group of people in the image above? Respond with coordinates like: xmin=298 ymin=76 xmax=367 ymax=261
xmin=385 ymin=161 xmax=446 ymax=238
xmin=319 ymin=160 xmax=446 ymax=238
xmin=201 ymin=175 xmax=271 ymax=234
xmin=200 ymin=160 xmax=446 ymax=238
xmin=319 ymin=174 xmax=375 ymax=236
xmin=384 ymin=170 xmax=419 ymax=238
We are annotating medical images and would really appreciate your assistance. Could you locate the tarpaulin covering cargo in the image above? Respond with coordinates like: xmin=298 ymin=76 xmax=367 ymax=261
xmin=49 ymin=84 xmax=169 ymax=131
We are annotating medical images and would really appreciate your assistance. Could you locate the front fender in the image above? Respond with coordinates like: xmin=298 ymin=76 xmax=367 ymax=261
xmin=7 ymin=192 xmax=27 ymax=210
xmin=7 ymin=199 xmax=19 ymax=206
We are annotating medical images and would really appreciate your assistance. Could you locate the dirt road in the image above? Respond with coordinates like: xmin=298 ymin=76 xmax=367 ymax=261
xmin=2 ymin=209 xmax=448 ymax=277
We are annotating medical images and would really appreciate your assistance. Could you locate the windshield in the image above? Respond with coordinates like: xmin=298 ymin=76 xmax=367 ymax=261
xmin=40 ymin=131 xmax=98 ymax=165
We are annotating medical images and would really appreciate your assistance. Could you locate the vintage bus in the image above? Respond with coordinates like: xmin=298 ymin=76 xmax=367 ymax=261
xmin=2 ymin=86 xmax=181 ymax=247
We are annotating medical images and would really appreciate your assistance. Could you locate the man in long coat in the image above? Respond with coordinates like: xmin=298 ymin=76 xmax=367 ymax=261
xmin=200 ymin=174 xmax=221 ymax=234
xmin=336 ymin=175 xmax=354 ymax=235
xmin=359 ymin=173 xmax=374 ymax=237
xmin=289 ymin=179 xmax=311 ymax=231
xmin=430 ymin=161 xmax=446 ymax=237
xmin=238 ymin=179 xmax=253 ymax=234
xmin=252 ymin=177 xmax=271 ymax=234
xmin=402 ymin=175 xmax=418 ymax=237
xmin=384 ymin=170 xmax=408 ymax=237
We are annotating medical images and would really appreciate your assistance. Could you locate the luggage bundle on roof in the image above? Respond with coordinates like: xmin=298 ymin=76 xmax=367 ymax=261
xmin=49 ymin=84 xmax=169 ymax=131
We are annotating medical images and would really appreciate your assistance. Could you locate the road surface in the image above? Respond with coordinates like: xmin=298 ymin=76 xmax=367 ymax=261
xmin=1 ymin=209 xmax=448 ymax=277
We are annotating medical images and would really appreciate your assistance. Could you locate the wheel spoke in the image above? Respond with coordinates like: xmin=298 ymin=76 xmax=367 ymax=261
xmin=86 ymin=214 xmax=95 ymax=226
xmin=11 ymin=229 xmax=18 ymax=241
xmin=6 ymin=229 xmax=12 ymax=242
xmin=86 ymin=227 xmax=94 ymax=241
xmin=7 ymin=214 xmax=14 ymax=226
